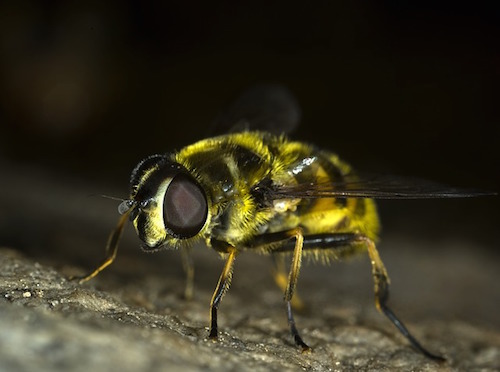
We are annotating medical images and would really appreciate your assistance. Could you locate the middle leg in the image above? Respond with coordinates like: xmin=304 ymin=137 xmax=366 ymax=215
xmin=283 ymin=227 xmax=310 ymax=351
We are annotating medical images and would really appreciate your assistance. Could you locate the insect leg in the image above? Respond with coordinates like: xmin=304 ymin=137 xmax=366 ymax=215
xmin=262 ymin=232 xmax=444 ymax=360
xmin=249 ymin=230 xmax=357 ymax=350
xmin=359 ymin=236 xmax=445 ymax=361
xmin=72 ymin=208 xmax=132 ymax=284
xmin=208 ymin=247 xmax=237 ymax=339
xmin=271 ymin=254 xmax=305 ymax=310
xmin=246 ymin=229 xmax=310 ymax=349
xmin=180 ymin=246 xmax=195 ymax=300
xmin=282 ymin=227 xmax=311 ymax=351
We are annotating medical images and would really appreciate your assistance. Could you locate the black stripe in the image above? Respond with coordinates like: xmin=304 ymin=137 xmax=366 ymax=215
xmin=317 ymin=152 xmax=347 ymax=208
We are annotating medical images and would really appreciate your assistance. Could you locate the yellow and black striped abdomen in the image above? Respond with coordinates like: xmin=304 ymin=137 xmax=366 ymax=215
xmin=268 ymin=142 xmax=380 ymax=242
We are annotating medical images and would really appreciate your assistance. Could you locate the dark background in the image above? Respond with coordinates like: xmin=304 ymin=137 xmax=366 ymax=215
xmin=1 ymin=5 xmax=500 ymax=365
xmin=0 ymin=2 xmax=498 ymax=253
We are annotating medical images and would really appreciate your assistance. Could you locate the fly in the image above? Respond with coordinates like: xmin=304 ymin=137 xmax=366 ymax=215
xmin=73 ymin=85 xmax=495 ymax=361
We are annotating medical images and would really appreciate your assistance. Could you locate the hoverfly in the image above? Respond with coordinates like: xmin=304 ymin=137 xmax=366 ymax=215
xmin=75 ymin=85 xmax=493 ymax=361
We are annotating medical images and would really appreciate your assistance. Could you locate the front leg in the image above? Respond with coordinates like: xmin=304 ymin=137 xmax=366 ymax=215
xmin=72 ymin=208 xmax=133 ymax=283
xmin=208 ymin=247 xmax=237 ymax=339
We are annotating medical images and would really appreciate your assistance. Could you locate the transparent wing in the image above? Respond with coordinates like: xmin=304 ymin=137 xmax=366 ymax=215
xmin=265 ymin=173 xmax=496 ymax=200
xmin=210 ymin=84 xmax=301 ymax=135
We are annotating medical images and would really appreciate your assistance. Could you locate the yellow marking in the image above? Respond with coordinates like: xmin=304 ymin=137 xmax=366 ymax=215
xmin=285 ymin=227 xmax=304 ymax=302
xmin=363 ymin=236 xmax=390 ymax=312
xmin=273 ymin=254 xmax=305 ymax=309
xmin=210 ymin=247 xmax=237 ymax=308
xmin=273 ymin=269 xmax=305 ymax=310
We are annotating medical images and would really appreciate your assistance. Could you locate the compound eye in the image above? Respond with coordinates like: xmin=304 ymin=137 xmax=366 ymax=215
xmin=163 ymin=174 xmax=208 ymax=238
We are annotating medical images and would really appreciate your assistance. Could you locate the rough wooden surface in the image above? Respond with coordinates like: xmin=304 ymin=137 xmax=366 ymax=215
xmin=0 ymin=162 xmax=499 ymax=371
xmin=1 ymin=233 xmax=499 ymax=371
xmin=0 ymin=164 xmax=500 ymax=371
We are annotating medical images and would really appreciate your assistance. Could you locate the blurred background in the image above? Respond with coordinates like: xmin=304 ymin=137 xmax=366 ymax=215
xmin=0 ymin=1 xmax=498 ymax=326
xmin=1 ymin=1 xmax=498 ymax=181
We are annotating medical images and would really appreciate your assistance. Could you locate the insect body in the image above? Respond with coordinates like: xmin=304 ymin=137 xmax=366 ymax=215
xmin=76 ymin=86 xmax=491 ymax=361
xmin=131 ymin=132 xmax=383 ymax=349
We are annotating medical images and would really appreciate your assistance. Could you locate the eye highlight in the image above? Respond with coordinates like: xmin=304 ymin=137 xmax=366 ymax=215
xmin=163 ymin=173 xmax=208 ymax=238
